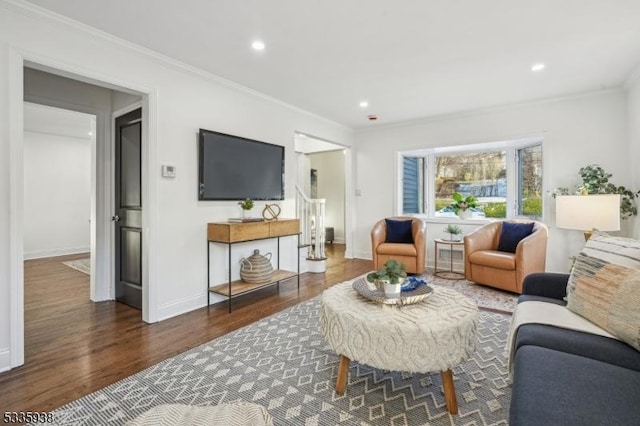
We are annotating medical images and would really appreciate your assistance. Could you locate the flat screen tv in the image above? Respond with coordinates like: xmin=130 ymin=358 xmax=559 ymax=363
xmin=198 ymin=129 xmax=285 ymax=201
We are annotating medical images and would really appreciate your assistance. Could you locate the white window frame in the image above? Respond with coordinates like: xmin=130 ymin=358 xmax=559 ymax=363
xmin=396 ymin=137 xmax=544 ymax=220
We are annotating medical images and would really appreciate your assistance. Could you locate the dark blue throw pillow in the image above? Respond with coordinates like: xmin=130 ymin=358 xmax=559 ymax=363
xmin=385 ymin=219 xmax=414 ymax=244
xmin=497 ymin=222 xmax=535 ymax=253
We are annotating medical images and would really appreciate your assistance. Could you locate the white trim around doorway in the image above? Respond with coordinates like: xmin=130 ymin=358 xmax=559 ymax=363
xmin=8 ymin=46 xmax=159 ymax=370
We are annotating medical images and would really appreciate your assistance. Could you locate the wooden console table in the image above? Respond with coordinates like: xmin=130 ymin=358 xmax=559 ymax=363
xmin=207 ymin=219 xmax=300 ymax=312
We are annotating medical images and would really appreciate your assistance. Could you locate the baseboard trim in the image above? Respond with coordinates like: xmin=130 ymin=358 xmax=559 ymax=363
xmin=24 ymin=247 xmax=90 ymax=260
xmin=157 ymin=292 xmax=226 ymax=321
xmin=0 ymin=348 xmax=11 ymax=373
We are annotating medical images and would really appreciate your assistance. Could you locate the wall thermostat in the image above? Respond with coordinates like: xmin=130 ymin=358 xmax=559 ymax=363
xmin=161 ymin=164 xmax=176 ymax=178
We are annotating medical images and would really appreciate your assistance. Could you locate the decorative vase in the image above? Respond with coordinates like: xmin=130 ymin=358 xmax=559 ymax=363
xmin=382 ymin=281 xmax=401 ymax=299
xmin=458 ymin=209 xmax=471 ymax=220
xmin=239 ymin=249 xmax=273 ymax=283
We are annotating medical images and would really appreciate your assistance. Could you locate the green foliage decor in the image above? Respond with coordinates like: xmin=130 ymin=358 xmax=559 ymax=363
xmin=449 ymin=192 xmax=478 ymax=215
xmin=444 ymin=224 xmax=463 ymax=235
xmin=552 ymin=164 xmax=639 ymax=218
xmin=366 ymin=259 xmax=407 ymax=285
xmin=238 ymin=198 xmax=254 ymax=210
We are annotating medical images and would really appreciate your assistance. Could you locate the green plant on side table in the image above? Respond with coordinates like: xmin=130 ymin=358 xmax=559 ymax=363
xmin=238 ymin=198 xmax=254 ymax=218
xmin=444 ymin=224 xmax=463 ymax=241
xmin=367 ymin=259 xmax=407 ymax=299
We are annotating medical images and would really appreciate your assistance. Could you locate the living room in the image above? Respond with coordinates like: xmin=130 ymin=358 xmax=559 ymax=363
xmin=1 ymin=1 xmax=640 ymax=424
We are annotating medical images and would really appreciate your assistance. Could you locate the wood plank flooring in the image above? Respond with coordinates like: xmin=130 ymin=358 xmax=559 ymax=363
xmin=0 ymin=245 xmax=372 ymax=413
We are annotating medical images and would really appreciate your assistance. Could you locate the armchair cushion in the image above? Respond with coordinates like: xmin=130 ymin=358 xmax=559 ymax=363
xmin=498 ymin=221 xmax=534 ymax=253
xmin=385 ymin=218 xmax=414 ymax=243
xmin=468 ymin=250 xmax=515 ymax=270
xmin=376 ymin=243 xmax=417 ymax=256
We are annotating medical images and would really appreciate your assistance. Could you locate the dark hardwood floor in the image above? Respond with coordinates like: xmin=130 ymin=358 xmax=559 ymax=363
xmin=0 ymin=245 xmax=371 ymax=413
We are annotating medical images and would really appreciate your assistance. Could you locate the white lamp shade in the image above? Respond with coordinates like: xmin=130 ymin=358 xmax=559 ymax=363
xmin=555 ymin=194 xmax=621 ymax=231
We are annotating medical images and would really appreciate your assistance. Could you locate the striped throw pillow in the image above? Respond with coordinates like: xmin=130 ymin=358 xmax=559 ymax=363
xmin=566 ymin=231 xmax=640 ymax=351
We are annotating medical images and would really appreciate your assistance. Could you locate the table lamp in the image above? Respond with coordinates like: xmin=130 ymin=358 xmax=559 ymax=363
xmin=555 ymin=194 xmax=621 ymax=240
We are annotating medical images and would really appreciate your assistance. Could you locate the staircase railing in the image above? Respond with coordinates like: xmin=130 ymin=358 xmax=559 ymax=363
xmin=295 ymin=184 xmax=327 ymax=259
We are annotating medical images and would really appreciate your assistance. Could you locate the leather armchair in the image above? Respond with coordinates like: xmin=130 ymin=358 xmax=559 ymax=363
xmin=371 ymin=217 xmax=426 ymax=274
xmin=463 ymin=220 xmax=548 ymax=294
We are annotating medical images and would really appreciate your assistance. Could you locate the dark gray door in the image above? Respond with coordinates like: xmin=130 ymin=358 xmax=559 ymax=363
xmin=114 ymin=108 xmax=142 ymax=309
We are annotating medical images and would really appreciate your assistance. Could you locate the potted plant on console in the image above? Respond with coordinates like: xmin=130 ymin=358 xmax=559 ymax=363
xmin=366 ymin=259 xmax=407 ymax=298
xmin=238 ymin=198 xmax=254 ymax=219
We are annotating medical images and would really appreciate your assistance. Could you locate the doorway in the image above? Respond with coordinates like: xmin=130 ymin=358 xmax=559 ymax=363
xmin=7 ymin=54 xmax=155 ymax=370
xmin=294 ymin=133 xmax=350 ymax=260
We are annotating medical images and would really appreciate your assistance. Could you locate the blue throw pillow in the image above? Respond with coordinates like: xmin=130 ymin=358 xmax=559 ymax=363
xmin=497 ymin=222 xmax=535 ymax=253
xmin=385 ymin=219 xmax=414 ymax=244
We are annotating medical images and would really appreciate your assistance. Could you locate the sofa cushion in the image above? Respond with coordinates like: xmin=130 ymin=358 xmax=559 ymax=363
xmin=510 ymin=346 xmax=640 ymax=426
xmin=497 ymin=221 xmax=534 ymax=253
xmin=385 ymin=219 xmax=413 ymax=243
xmin=468 ymin=250 xmax=515 ymax=270
xmin=566 ymin=231 xmax=640 ymax=351
xmin=514 ymin=323 xmax=640 ymax=372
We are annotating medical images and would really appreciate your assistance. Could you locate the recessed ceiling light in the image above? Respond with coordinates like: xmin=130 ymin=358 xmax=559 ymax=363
xmin=359 ymin=101 xmax=369 ymax=108
xmin=88 ymin=132 xmax=93 ymax=136
xmin=251 ymin=40 xmax=265 ymax=51
xmin=531 ymin=63 xmax=545 ymax=72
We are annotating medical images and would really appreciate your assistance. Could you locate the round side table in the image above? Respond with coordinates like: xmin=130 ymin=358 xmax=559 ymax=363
xmin=434 ymin=238 xmax=465 ymax=280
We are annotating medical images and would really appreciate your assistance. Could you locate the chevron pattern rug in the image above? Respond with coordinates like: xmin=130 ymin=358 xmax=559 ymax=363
xmin=49 ymin=297 xmax=512 ymax=425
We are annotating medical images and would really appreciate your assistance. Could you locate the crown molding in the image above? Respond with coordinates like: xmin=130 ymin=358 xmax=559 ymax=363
xmin=1 ymin=0 xmax=352 ymax=133
xmin=354 ymin=87 xmax=626 ymax=133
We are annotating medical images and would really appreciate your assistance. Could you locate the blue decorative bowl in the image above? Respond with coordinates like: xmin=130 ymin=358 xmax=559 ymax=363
xmin=401 ymin=276 xmax=427 ymax=292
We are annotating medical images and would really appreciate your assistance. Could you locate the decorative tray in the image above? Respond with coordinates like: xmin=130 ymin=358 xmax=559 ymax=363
xmin=352 ymin=276 xmax=433 ymax=306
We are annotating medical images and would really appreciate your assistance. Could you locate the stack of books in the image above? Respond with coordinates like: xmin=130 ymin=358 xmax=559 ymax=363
xmin=227 ymin=217 xmax=265 ymax=223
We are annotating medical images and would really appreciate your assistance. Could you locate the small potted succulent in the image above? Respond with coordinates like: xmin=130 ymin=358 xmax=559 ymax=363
xmin=366 ymin=259 xmax=407 ymax=298
xmin=444 ymin=224 xmax=463 ymax=241
xmin=238 ymin=198 xmax=254 ymax=218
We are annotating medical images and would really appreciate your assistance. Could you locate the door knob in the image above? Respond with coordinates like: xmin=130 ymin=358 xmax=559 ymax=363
xmin=111 ymin=215 xmax=120 ymax=222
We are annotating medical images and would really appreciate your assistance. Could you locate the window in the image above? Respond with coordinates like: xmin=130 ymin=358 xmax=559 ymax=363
xmin=399 ymin=139 xmax=543 ymax=219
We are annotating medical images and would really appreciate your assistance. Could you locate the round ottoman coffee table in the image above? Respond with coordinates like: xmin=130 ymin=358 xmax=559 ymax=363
xmin=319 ymin=281 xmax=478 ymax=414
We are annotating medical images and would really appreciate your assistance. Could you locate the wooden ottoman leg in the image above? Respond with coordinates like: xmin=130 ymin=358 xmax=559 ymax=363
xmin=335 ymin=355 xmax=350 ymax=395
xmin=441 ymin=369 xmax=458 ymax=414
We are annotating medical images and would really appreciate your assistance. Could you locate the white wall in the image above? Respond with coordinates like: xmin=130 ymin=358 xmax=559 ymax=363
xmin=0 ymin=2 xmax=354 ymax=370
xmin=23 ymin=131 xmax=91 ymax=258
xmin=310 ymin=150 xmax=346 ymax=243
xmin=628 ymin=75 xmax=640 ymax=239
xmin=354 ymin=90 xmax=631 ymax=273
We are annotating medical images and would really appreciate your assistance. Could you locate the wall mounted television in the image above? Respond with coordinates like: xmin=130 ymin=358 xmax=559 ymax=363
xmin=198 ymin=129 xmax=285 ymax=201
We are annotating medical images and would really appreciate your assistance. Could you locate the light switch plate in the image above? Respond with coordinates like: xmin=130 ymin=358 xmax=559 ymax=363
xmin=161 ymin=164 xmax=176 ymax=178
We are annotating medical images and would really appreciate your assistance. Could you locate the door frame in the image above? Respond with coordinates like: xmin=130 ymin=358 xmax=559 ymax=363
xmin=8 ymin=47 xmax=159 ymax=369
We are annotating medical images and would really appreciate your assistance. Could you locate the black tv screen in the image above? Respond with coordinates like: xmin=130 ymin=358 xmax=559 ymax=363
xmin=198 ymin=129 xmax=285 ymax=200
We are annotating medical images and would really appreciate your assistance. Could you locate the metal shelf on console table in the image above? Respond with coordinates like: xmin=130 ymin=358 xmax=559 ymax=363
xmin=206 ymin=220 xmax=301 ymax=312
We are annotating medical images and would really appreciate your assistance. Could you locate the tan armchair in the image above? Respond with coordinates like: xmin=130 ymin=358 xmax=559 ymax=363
xmin=371 ymin=217 xmax=426 ymax=274
xmin=464 ymin=220 xmax=548 ymax=294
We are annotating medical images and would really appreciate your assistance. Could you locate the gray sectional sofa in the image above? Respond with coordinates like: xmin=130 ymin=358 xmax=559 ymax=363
xmin=509 ymin=273 xmax=640 ymax=425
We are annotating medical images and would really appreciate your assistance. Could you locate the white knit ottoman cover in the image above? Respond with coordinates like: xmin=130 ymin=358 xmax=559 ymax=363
xmin=126 ymin=402 xmax=273 ymax=426
xmin=320 ymin=282 xmax=478 ymax=374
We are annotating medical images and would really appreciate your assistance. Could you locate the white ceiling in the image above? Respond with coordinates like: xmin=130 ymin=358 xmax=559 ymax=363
xmin=24 ymin=103 xmax=94 ymax=140
xmin=26 ymin=0 xmax=640 ymax=128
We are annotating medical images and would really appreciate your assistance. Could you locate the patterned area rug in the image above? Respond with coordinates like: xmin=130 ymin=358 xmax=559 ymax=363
xmin=62 ymin=258 xmax=90 ymax=276
xmin=425 ymin=272 xmax=517 ymax=313
xmin=48 ymin=296 xmax=512 ymax=425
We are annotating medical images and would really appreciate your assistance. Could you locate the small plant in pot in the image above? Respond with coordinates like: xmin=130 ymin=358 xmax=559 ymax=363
xmin=366 ymin=259 xmax=407 ymax=298
xmin=450 ymin=192 xmax=478 ymax=219
xmin=444 ymin=224 xmax=463 ymax=241
xmin=238 ymin=198 xmax=254 ymax=218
